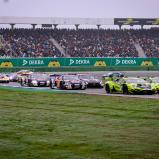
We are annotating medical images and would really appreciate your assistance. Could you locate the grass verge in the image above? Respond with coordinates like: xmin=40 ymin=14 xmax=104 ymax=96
xmin=0 ymin=89 xmax=159 ymax=159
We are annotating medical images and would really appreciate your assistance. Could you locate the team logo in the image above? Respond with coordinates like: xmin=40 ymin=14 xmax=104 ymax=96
xmin=48 ymin=60 xmax=60 ymax=67
xmin=153 ymin=19 xmax=159 ymax=25
xmin=69 ymin=59 xmax=74 ymax=65
xmin=0 ymin=61 xmax=13 ymax=68
xmin=140 ymin=60 xmax=153 ymax=66
xmin=22 ymin=59 xmax=28 ymax=66
xmin=124 ymin=18 xmax=134 ymax=25
xmin=115 ymin=59 xmax=121 ymax=65
xmin=94 ymin=60 xmax=106 ymax=67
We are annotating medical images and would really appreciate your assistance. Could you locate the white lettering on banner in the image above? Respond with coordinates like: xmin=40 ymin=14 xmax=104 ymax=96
xmin=23 ymin=60 xmax=44 ymax=66
xmin=115 ymin=59 xmax=136 ymax=65
xmin=69 ymin=59 xmax=90 ymax=65
xmin=75 ymin=60 xmax=90 ymax=65
xmin=29 ymin=60 xmax=44 ymax=65
xmin=122 ymin=60 xmax=136 ymax=65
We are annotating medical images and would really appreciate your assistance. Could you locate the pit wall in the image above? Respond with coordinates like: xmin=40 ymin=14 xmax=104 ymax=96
xmin=0 ymin=57 xmax=158 ymax=72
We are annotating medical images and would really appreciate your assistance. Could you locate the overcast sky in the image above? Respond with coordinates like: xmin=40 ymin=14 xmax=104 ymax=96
xmin=0 ymin=0 xmax=159 ymax=18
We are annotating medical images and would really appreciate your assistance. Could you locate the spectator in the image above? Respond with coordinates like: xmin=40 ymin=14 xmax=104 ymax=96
xmin=0 ymin=28 xmax=158 ymax=58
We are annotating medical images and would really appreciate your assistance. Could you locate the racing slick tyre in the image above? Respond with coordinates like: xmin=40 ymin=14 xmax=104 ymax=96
xmin=123 ymin=85 xmax=129 ymax=94
xmin=27 ymin=82 xmax=32 ymax=87
xmin=50 ymin=81 xmax=55 ymax=89
xmin=147 ymin=91 xmax=155 ymax=95
xmin=80 ymin=85 xmax=87 ymax=90
xmin=105 ymin=84 xmax=111 ymax=94
xmin=20 ymin=79 xmax=25 ymax=86
xmin=59 ymin=83 xmax=65 ymax=90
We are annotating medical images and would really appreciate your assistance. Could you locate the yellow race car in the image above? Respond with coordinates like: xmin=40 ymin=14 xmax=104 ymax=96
xmin=144 ymin=77 xmax=159 ymax=93
xmin=105 ymin=77 xmax=156 ymax=95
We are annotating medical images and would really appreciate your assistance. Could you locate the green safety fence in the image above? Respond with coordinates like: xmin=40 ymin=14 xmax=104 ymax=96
xmin=0 ymin=57 xmax=158 ymax=72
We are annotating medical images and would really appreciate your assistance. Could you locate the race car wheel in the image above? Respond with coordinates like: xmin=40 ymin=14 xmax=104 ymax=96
xmin=59 ymin=83 xmax=65 ymax=90
xmin=50 ymin=81 xmax=55 ymax=89
xmin=105 ymin=84 xmax=111 ymax=94
xmin=20 ymin=79 xmax=25 ymax=86
xmin=81 ymin=85 xmax=86 ymax=90
xmin=27 ymin=82 xmax=32 ymax=87
xmin=123 ymin=85 xmax=129 ymax=94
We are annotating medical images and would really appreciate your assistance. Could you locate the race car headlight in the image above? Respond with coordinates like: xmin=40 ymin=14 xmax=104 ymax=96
xmin=47 ymin=80 xmax=50 ymax=84
xmin=133 ymin=84 xmax=151 ymax=89
xmin=9 ymin=77 xmax=13 ymax=80
xmin=32 ymin=80 xmax=37 ymax=83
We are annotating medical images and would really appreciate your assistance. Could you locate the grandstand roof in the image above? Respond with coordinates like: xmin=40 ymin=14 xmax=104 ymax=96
xmin=0 ymin=17 xmax=159 ymax=27
xmin=0 ymin=16 xmax=114 ymax=25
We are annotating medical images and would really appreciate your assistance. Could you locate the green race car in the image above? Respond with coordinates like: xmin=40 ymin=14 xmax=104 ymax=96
xmin=105 ymin=77 xmax=156 ymax=95
xmin=144 ymin=77 xmax=159 ymax=93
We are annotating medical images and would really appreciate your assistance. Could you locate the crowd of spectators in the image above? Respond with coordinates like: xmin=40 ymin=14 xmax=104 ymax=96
xmin=0 ymin=29 xmax=61 ymax=58
xmin=0 ymin=28 xmax=159 ymax=58
xmin=130 ymin=29 xmax=159 ymax=57
xmin=52 ymin=29 xmax=138 ymax=57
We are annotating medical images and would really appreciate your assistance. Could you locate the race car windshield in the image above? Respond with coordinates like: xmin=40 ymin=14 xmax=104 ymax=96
xmin=63 ymin=75 xmax=79 ymax=80
xmin=108 ymin=73 xmax=123 ymax=77
xmin=126 ymin=79 xmax=147 ymax=84
xmin=18 ymin=70 xmax=31 ymax=74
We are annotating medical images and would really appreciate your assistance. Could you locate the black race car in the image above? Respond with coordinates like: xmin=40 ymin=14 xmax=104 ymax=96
xmin=20 ymin=73 xmax=50 ymax=87
xmin=50 ymin=74 xmax=87 ymax=90
xmin=78 ymin=74 xmax=103 ymax=88
xmin=102 ymin=72 xmax=125 ymax=83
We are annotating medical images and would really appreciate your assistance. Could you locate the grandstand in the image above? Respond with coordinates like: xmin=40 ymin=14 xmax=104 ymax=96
xmin=0 ymin=17 xmax=159 ymax=58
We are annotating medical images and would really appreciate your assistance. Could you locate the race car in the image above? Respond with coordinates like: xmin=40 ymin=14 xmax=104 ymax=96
xmin=6 ymin=73 xmax=18 ymax=82
xmin=20 ymin=73 xmax=50 ymax=87
xmin=0 ymin=74 xmax=10 ymax=83
xmin=17 ymin=69 xmax=33 ymax=75
xmin=49 ymin=74 xmax=61 ymax=89
xmin=144 ymin=77 xmax=159 ymax=93
xmin=78 ymin=74 xmax=103 ymax=88
xmin=102 ymin=72 xmax=125 ymax=83
xmin=51 ymin=74 xmax=87 ymax=90
xmin=16 ymin=70 xmax=33 ymax=82
xmin=105 ymin=77 xmax=156 ymax=95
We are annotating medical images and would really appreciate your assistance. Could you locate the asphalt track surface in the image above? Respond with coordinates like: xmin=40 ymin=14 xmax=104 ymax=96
xmin=0 ymin=71 xmax=159 ymax=99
